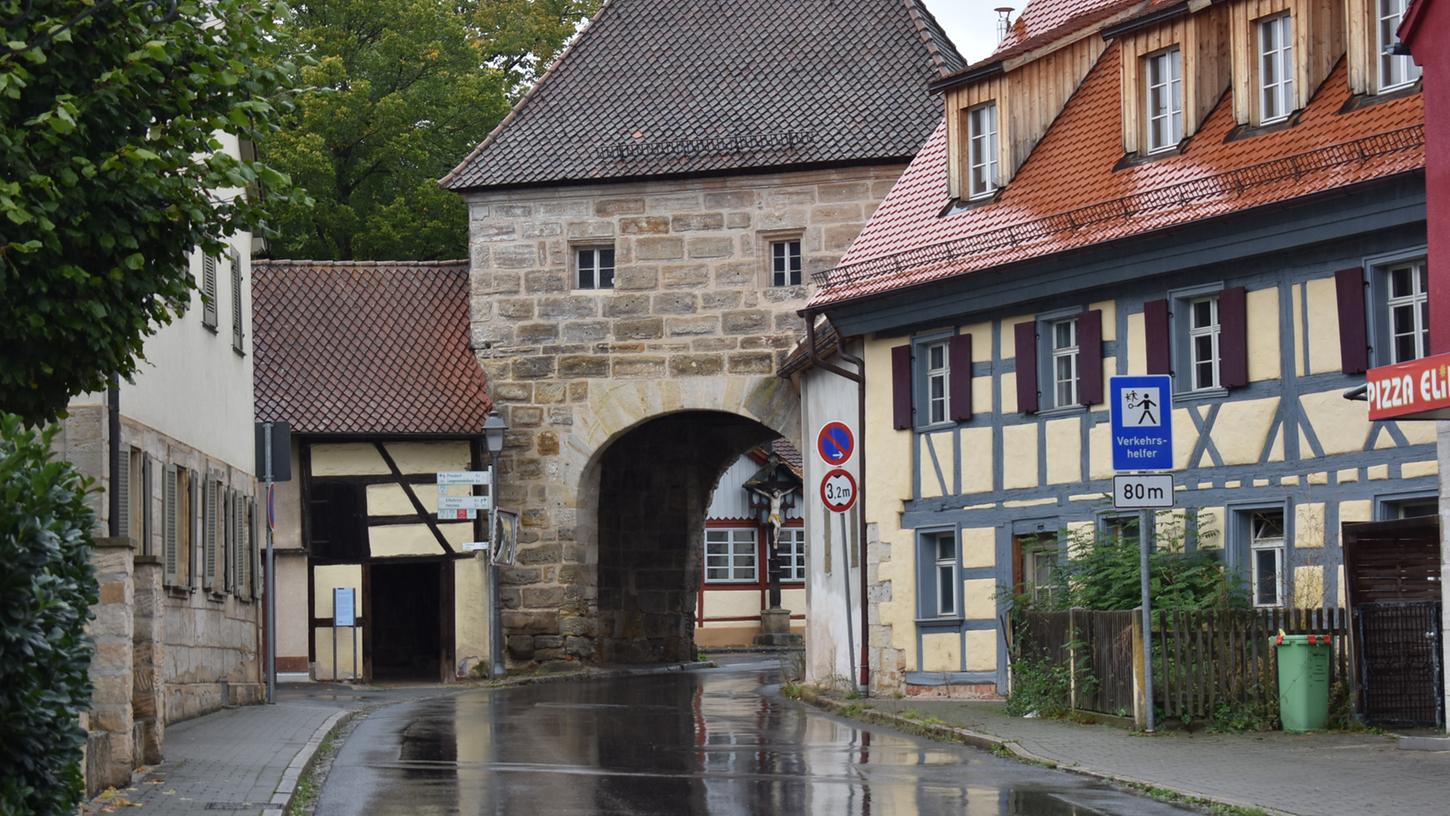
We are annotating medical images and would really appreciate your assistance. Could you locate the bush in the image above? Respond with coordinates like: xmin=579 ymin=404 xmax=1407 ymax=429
xmin=1005 ymin=656 xmax=1074 ymax=719
xmin=0 ymin=415 xmax=98 ymax=815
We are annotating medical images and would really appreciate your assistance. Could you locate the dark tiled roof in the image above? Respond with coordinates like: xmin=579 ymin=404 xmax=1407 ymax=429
xmin=441 ymin=0 xmax=963 ymax=190
xmin=252 ymin=260 xmax=492 ymax=436
xmin=811 ymin=43 xmax=1424 ymax=306
xmin=778 ymin=319 xmax=840 ymax=376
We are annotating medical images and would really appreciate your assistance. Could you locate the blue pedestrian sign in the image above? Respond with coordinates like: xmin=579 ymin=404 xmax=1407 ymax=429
xmin=1110 ymin=375 xmax=1174 ymax=472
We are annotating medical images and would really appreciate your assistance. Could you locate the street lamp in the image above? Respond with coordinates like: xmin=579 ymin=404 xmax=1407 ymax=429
xmin=483 ymin=412 xmax=507 ymax=677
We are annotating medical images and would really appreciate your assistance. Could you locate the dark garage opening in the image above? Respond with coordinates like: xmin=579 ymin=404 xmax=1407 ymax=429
xmin=369 ymin=561 xmax=445 ymax=681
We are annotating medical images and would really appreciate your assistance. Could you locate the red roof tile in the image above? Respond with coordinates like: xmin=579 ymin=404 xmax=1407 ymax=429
xmin=252 ymin=260 xmax=492 ymax=436
xmin=990 ymin=0 xmax=1144 ymax=63
xmin=811 ymin=44 xmax=1425 ymax=307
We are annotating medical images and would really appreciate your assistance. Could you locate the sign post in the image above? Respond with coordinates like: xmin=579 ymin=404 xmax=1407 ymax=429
xmin=1109 ymin=375 xmax=1174 ymax=733
xmin=333 ymin=586 xmax=356 ymax=682
xmin=816 ymin=422 xmax=860 ymax=692
xmin=255 ymin=420 xmax=291 ymax=703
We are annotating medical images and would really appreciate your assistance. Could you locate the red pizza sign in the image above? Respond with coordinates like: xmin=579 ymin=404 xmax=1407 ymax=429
xmin=1366 ymin=353 xmax=1450 ymax=421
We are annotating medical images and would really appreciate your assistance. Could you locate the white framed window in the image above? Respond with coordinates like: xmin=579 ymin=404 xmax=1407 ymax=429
xmin=575 ymin=246 xmax=615 ymax=290
xmin=1258 ymin=15 xmax=1295 ymax=124
xmin=1099 ymin=513 xmax=1141 ymax=548
xmin=1377 ymin=0 xmax=1421 ymax=92
xmin=1187 ymin=295 xmax=1220 ymax=391
xmin=1050 ymin=317 xmax=1079 ymax=408
xmin=966 ymin=102 xmax=999 ymax=199
xmin=934 ymin=535 xmax=957 ymax=617
xmin=771 ymin=239 xmax=802 ymax=287
xmin=925 ymin=341 xmax=950 ymax=424
xmin=1025 ymin=545 xmax=1058 ymax=605
xmin=778 ymin=527 xmax=806 ymax=582
xmin=1144 ymin=48 xmax=1183 ymax=153
xmin=1249 ymin=510 xmax=1285 ymax=608
xmin=705 ymin=528 xmax=757 ymax=583
xmin=1383 ymin=260 xmax=1429 ymax=363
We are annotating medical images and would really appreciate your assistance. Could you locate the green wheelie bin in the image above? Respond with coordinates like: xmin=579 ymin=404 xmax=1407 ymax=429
xmin=1273 ymin=633 xmax=1332 ymax=732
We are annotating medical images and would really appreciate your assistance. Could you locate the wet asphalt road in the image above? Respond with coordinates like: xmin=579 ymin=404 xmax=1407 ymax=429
xmin=315 ymin=658 xmax=1198 ymax=815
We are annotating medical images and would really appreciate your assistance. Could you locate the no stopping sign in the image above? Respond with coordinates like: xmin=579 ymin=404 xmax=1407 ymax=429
xmin=819 ymin=468 xmax=857 ymax=513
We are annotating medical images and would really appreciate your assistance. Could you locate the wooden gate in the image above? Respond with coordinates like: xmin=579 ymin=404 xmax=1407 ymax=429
xmin=1343 ymin=517 xmax=1443 ymax=727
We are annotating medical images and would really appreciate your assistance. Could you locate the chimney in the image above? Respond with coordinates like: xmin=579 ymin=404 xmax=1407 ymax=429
xmin=995 ymin=7 xmax=1014 ymax=43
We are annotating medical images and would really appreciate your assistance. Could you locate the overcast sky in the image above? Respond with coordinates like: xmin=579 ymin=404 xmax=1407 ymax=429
xmin=921 ymin=0 xmax=1013 ymax=64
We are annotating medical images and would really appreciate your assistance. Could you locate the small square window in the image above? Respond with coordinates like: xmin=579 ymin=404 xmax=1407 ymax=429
xmin=1143 ymin=48 xmax=1183 ymax=153
xmin=771 ymin=239 xmax=802 ymax=287
xmin=1377 ymin=0 xmax=1421 ymax=93
xmin=1258 ymin=14 xmax=1295 ymax=124
xmin=705 ymin=528 xmax=757 ymax=583
xmin=966 ymin=102 xmax=999 ymax=199
xmin=576 ymin=246 xmax=615 ymax=290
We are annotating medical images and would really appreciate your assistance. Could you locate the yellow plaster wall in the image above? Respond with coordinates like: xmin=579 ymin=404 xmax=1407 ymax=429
xmin=455 ymin=554 xmax=488 ymax=677
xmin=1340 ymin=499 xmax=1372 ymax=523
xmin=1197 ymin=507 xmax=1227 ymax=550
xmin=1293 ymin=565 xmax=1325 ymax=607
xmin=921 ymin=632 xmax=960 ymax=672
xmin=1002 ymin=424 xmax=1038 ymax=489
xmin=275 ymin=553 xmax=310 ymax=661
xmin=1172 ymin=408 xmax=1198 ymax=470
xmin=919 ymin=433 xmax=950 ymax=498
xmin=369 ymin=522 xmax=473 ymax=558
xmin=1000 ymin=315 xmax=1033 ymax=358
xmin=1045 ymin=418 xmax=1081 ymax=485
xmin=310 ymin=443 xmax=388 ymax=476
xmin=960 ymin=427 xmax=994 ymax=495
xmin=972 ymin=377 xmax=994 ymax=418
xmin=1403 ymin=460 xmax=1438 ymax=479
xmin=1291 ymin=284 xmax=1306 ymax=377
xmin=1126 ymin=313 xmax=1146 ymax=374
xmin=1300 ymin=390 xmax=1371 ymax=455
xmin=965 ymin=629 xmax=997 ymax=672
xmin=782 ymin=588 xmax=806 ymax=611
xmin=1092 ymin=300 xmax=1117 ymax=342
xmin=703 ymin=589 xmax=765 ymax=618
xmin=1246 ymin=287 xmax=1281 ymax=382
xmin=367 ymin=483 xmax=440 ymax=516
xmin=964 ymin=322 xmax=992 ymax=361
xmin=385 ymin=441 xmax=472 ymax=474
xmin=1088 ymin=421 xmax=1114 ymax=480
xmin=1295 ymin=503 xmax=1325 ymax=548
xmin=1304 ymin=278 xmax=1342 ymax=374
xmin=962 ymin=527 xmax=996 ymax=568
xmin=314 ymin=564 xmax=361 ymax=617
xmin=314 ymin=627 xmax=364 ymax=681
xmin=1399 ymin=421 xmax=1438 ymax=446
xmin=963 ymin=579 xmax=997 ymax=620
xmin=865 ymin=336 xmax=918 ymax=673
xmin=1000 ymin=373 xmax=1018 ymax=414
xmin=312 ymin=563 xmax=363 ymax=681
xmin=1211 ymin=398 xmax=1279 ymax=466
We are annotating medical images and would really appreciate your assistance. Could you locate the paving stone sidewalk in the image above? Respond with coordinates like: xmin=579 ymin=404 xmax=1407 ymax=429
xmin=845 ymin=696 xmax=1450 ymax=816
xmin=81 ymin=684 xmax=446 ymax=816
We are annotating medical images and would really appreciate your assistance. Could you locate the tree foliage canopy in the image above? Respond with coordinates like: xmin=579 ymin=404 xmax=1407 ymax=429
xmin=264 ymin=0 xmax=598 ymax=261
xmin=0 ymin=0 xmax=299 ymax=425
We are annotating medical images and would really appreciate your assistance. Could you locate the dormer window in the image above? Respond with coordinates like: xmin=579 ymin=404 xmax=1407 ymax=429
xmin=1144 ymin=48 xmax=1183 ymax=154
xmin=967 ymin=102 xmax=999 ymax=199
xmin=1377 ymin=0 xmax=1420 ymax=92
xmin=1258 ymin=14 xmax=1295 ymax=124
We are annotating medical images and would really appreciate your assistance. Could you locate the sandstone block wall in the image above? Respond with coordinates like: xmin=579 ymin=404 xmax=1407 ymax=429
xmin=463 ymin=164 xmax=903 ymax=662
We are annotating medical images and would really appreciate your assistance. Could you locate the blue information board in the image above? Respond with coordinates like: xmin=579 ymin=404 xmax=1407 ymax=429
xmin=1109 ymin=375 xmax=1174 ymax=472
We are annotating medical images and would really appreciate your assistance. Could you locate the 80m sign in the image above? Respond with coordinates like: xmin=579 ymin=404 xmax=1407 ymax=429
xmin=820 ymin=468 xmax=857 ymax=513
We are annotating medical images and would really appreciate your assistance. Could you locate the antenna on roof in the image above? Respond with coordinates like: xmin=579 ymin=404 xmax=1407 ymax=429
xmin=994 ymin=7 xmax=1014 ymax=43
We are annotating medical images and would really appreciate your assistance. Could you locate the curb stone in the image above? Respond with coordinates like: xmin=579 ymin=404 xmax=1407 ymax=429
xmin=260 ymin=709 xmax=349 ymax=816
xmin=795 ymin=688 xmax=1295 ymax=816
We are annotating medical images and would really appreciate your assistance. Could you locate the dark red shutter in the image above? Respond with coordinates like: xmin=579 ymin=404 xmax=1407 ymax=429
xmin=1014 ymin=321 xmax=1039 ymax=414
xmin=949 ymin=333 xmax=973 ymax=421
xmin=1144 ymin=299 xmax=1172 ymax=375
xmin=1219 ymin=287 xmax=1248 ymax=388
xmin=891 ymin=344 xmax=912 ymax=430
xmin=1335 ymin=267 xmax=1369 ymax=374
xmin=1078 ymin=310 xmax=1104 ymax=405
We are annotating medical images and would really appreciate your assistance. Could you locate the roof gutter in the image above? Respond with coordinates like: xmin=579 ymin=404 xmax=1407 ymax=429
xmin=928 ymin=60 xmax=1005 ymax=94
xmin=1101 ymin=1 xmax=1190 ymax=40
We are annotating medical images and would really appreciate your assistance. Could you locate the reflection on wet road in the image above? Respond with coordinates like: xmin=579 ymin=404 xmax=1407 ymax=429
xmin=315 ymin=659 xmax=1198 ymax=815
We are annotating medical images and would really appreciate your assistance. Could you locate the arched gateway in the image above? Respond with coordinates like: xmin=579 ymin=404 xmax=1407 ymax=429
xmin=439 ymin=0 xmax=963 ymax=664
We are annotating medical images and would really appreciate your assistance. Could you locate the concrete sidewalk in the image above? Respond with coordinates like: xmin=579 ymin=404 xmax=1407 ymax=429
xmin=81 ymin=684 xmax=443 ymax=816
xmin=802 ymin=691 xmax=1450 ymax=816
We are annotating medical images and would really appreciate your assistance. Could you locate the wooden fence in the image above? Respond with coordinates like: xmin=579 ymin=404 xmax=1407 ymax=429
xmin=1019 ymin=607 xmax=1351 ymax=725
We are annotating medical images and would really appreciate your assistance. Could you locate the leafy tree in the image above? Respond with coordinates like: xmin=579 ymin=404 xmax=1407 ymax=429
xmin=0 ymin=415 xmax=98 ymax=815
xmin=0 ymin=0 xmax=299 ymax=425
xmin=264 ymin=0 xmax=598 ymax=261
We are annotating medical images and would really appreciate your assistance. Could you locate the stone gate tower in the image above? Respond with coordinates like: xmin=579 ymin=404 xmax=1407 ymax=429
xmin=441 ymin=0 xmax=962 ymax=664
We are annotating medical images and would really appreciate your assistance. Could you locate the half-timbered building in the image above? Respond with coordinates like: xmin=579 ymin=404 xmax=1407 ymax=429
xmin=797 ymin=0 xmax=1433 ymax=697
xmin=253 ymin=260 xmax=494 ymax=681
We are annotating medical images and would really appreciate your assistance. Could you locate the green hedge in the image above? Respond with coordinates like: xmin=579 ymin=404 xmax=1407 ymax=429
xmin=0 ymin=415 xmax=98 ymax=815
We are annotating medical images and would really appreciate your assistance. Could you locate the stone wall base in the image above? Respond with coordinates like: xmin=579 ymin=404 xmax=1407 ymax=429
xmin=905 ymin=682 xmax=1001 ymax=700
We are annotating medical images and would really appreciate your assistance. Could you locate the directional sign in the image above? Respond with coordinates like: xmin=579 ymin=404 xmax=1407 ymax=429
xmin=462 ymin=541 xmax=489 ymax=553
xmin=816 ymin=421 xmax=855 ymax=465
xmin=1109 ymin=375 xmax=1174 ymax=472
xmin=437 ymin=470 xmax=491 ymax=486
xmin=820 ymin=468 xmax=858 ymax=513
xmin=1113 ymin=474 xmax=1175 ymax=509
xmin=438 ymin=494 xmax=491 ymax=511
xmin=439 ymin=509 xmax=476 ymax=521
